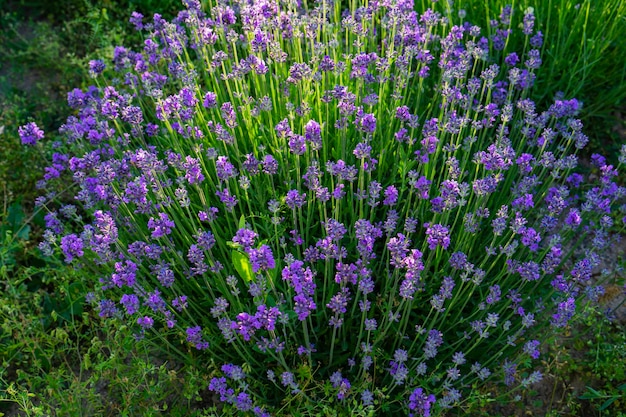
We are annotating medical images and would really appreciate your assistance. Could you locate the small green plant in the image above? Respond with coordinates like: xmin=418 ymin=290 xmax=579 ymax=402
xmin=580 ymin=384 xmax=626 ymax=414
xmin=0 ymin=203 xmax=30 ymax=266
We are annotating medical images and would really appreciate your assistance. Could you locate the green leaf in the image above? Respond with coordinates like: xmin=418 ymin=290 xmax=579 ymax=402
xmin=232 ymin=250 xmax=254 ymax=282
xmin=7 ymin=204 xmax=25 ymax=229
xmin=600 ymin=397 xmax=617 ymax=411
xmin=15 ymin=224 xmax=30 ymax=241
xmin=238 ymin=215 xmax=246 ymax=230
xmin=266 ymin=294 xmax=276 ymax=307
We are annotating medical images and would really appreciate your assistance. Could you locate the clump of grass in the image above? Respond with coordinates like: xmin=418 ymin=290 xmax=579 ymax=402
xmin=453 ymin=0 xmax=626 ymax=159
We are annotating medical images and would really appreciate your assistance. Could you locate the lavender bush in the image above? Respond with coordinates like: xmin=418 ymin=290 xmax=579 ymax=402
xmin=26 ymin=0 xmax=626 ymax=414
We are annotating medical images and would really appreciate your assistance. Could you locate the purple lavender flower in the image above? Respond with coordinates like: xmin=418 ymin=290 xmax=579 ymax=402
xmin=216 ymin=188 xmax=238 ymax=211
xmin=111 ymin=260 xmax=138 ymax=287
xmin=326 ymin=160 xmax=357 ymax=181
xmin=486 ymin=285 xmax=501 ymax=304
xmin=221 ymin=102 xmax=237 ymax=128
xmin=304 ymin=120 xmax=322 ymax=150
xmin=186 ymin=326 xmax=209 ymax=350
xmin=425 ymin=223 xmax=451 ymax=250
xmin=570 ymin=259 xmax=592 ymax=284
xmin=203 ymin=92 xmax=217 ymax=108
xmin=280 ymin=371 xmax=299 ymax=393
xmin=396 ymin=105 xmax=412 ymax=122
xmin=98 ymin=299 xmax=118 ymax=318
xmin=408 ymin=388 xmax=436 ymax=417
xmin=120 ymin=293 xmax=139 ymax=315
xmin=288 ymin=134 xmax=306 ymax=155
xmin=522 ymin=371 xmax=543 ymax=388
xmin=199 ymin=207 xmax=219 ymax=222
xmin=334 ymin=262 xmax=358 ymax=285
xmin=88 ymin=59 xmax=106 ymax=76
xmin=329 ymin=371 xmax=351 ymax=400
xmin=356 ymin=111 xmax=377 ymax=133
xmin=287 ymin=63 xmax=312 ymax=83
xmin=234 ymin=392 xmax=253 ymax=411
xmin=523 ymin=340 xmax=540 ymax=359
xmin=361 ymin=390 xmax=374 ymax=406
xmin=183 ymin=156 xmax=205 ymax=184
xmin=121 ymin=106 xmax=144 ymax=125
xmin=319 ymin=55 xmax=334 ymax=72
xmin=387 ymin=233 xmax=410 ymax=267
xmin=383 ymin=185 xmax=399 ymax=206
xmin=522 ymin=8 xmax=535 ymax=35
xmin=399 ymin=249 xmax=425 ymax=299
xmin=324 ymin=219 xmax=347 ymax=241
xmin=531 ymin=31 xmax=544 ymax=47
xmin=282 ymin=260 xmax=317 ymax=320
xmin=285 ymin=189 xmax=306 ymax=209
xmin=248 ymin=245 xmax=275 ymax=272
xmin=475 ymin=140 xmax=515 ymax=171
xmin=222 ymin=363 xmax=246 ymax=381
xmin=147 ymin=213 xmax=175 ymax=239
xmin=395 ymin=128 xmax=409 ymax=143
xmin=129 ymin=11 xmax=144 ymax=30
xmin=195 ymin=231 xmax=215 ymax=251
xmin=208 ymin=376 xmax=233 ymax=402
xmin=146 ymin=289 xmax=166 ymax=312
xmin=411 ymin=175 xmax=432 ymax=199
xmin=332 ymin=184 xmax=346 ymax=200
xmin=504 ymin=52 xmax=520 ymax=66
xmin=514 ymin=260 xmax=541 ymax=281
xmin=233 ymin=228 xmax=257 ymax=250
xmin=261 ymin=154 xmax=278 ymax=174
xmin=137 ymin=316 xmax=154 ymax=329
xmin=364 ymin=318 xmax=377 ymax=331
xmin=452 ymin=352 xmax=466 ymax=366
xmin=449 ymin=252 xmax=469 ymax=270
xmin=242 ymin=154 xmax=260 ymax=174
xmin=275 ymin=119 xmax=292 ymax=138
xmin=525 ymin=49 xmax=542 ymax=69
xmin=353 ymin=142 xmax=372 ymax=159
xmin=232 ymin=312 xmax=262 ymax=341
xmin=424 ymin=329 xmax=443 ymax=359
xmin=215 ymin=156 xmax=238 ymax=181
xmin=354 ymin=219 xmax=382 ymax=259
xmin=209 ymin=297 xmax=227 ymax=317
xmin=472 ymin=176 xmax=499 ymax=196
xmin=520 ymin=227 xmax=541 ymax=252
xmin=326 ymin=286 xmax=350 ymax=315
xmin=18 ymin=122 xmax=44 ymax=146
xmin=503 ymin=359 xmax=517 ymax=386
xmin=254 ymin=304 xmax=280 ymax=331
xmin=60 ymin=234 xmax=84 ymax=263
xmin=512 ymin=194 xmax=534 ymax=210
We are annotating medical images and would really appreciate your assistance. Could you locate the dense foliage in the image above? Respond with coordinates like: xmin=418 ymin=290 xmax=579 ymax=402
xmin=15 ymin=0 xmax=626 ymax=415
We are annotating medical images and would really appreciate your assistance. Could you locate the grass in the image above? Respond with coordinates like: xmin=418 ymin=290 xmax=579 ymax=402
xmin=459 ymin=0 xmax=626 ymax=160
xmin=1 ymin=0 xmax=625 ymax=415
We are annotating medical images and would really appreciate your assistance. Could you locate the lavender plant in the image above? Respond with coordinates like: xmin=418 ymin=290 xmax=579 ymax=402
xmin=25 ymin=0 xmax=626 ymax=414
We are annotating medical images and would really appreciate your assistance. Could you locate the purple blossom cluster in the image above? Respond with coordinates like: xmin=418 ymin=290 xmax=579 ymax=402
xmin=282 ymin=260 xmax=316 ymax=321
xmin=18 ymin=122 xmax=44 ymax=145
xmin=208 ymin=366 xmax=269 ymax=416
xmin=27 ymin=0 xmax=626 ymax=415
